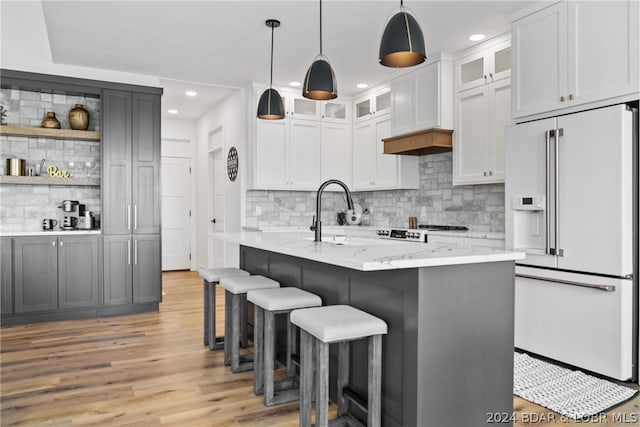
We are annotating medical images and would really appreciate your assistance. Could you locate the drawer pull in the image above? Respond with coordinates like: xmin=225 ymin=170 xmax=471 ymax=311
xmin=516 ymin=274 xmax=615 ymax=292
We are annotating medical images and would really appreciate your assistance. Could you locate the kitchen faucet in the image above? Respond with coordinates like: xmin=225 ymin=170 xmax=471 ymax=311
xmin=310 ymin=179 xmax=354 ymax=242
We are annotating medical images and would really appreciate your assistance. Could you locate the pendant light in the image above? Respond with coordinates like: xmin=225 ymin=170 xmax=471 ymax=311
xmin=257 ymin=19 xmax=285 ymax=120
xmin=379 ymin=0 xmax=427 ymax=68
xmin=303 ymin=0 xmax=337 ymax=100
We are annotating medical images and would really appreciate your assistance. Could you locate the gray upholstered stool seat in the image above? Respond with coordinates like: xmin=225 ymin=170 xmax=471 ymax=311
xmin=247 ymin=287 xmax=322 ymax=406
xmin=198 ymin=268 xmax=249 ymax=350
xmin=291 ymin=305 xmax=388 ymax=427
xmin=219 ymin=275 xmax=280 ymax=373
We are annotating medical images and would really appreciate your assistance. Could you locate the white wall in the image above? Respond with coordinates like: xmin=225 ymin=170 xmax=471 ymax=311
xmin=0 ymin=1 xmax=159 ymax=86
xmin=161 ymin=118 xmax=197 ymax=270
xmin=195 ymin=90 xmax=247 ymax=268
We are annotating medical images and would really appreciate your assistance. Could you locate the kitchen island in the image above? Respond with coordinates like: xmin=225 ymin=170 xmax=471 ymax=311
xmin=220 ymin=231 xmax=525 ymax=427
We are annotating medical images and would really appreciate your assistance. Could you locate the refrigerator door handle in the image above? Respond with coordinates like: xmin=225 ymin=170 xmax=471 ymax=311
xmin=554 ymin=128 xmax=563 ymax=257
xmin=516 ymin=273 xmax=615 ymax=292
xmin=545 ymin=130 xmax=553 ymax=255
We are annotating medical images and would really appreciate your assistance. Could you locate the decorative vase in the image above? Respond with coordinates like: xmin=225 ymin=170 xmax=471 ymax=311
xmin=41 ymin=111 xmax=61 ymax=129
xmin=68 ymin=104 xmax=89 ymax=130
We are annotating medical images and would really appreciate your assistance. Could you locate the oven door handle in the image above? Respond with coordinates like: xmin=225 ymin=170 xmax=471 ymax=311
xmin=516 ymin=274 xmax=615 ymax=292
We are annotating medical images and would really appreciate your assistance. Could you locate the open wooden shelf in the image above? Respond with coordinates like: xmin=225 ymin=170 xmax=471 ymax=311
xmin=0 ymin=175 xmax=100 ymax=186
xmin=383 ymin=128 xmax=453 ymax=156
xmin=0 ymin=125 xmax=100 ymax=141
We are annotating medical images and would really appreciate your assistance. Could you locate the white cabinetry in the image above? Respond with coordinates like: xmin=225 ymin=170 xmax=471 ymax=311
xmin=511 ymin=0 xmax=639 ymax=118
xmin=249 ymin=85 xmax=352 ymax=190
xmin=390 ymin=58 xmax=454 ymax=136
xmin=453 ymin=78 xmax=511 ymax=185
xmin=352 ymin=114 xmax=418 ymax=191
xmin=353 ymin=87 xmax=391 ymax=123
xmin=455 ymin=40 xmax=511 ymax=92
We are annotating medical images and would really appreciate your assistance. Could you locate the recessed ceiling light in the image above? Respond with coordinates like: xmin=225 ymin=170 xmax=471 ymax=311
xmin=468 ymin=34 xmax=486 ymax=42
xmin=356 ymin=83 xmax=368 ymax=89
xmin=289 ymin=81 xmax=301 ymax=87
xmin=185 ymin=90 xmax=198 ymax=97
xmin=168 ymin=109 xmax=179 ymax=114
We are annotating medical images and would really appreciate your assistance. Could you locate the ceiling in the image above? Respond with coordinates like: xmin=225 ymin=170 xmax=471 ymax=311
xmin=38 ymin=0 xmax=534 ymax=120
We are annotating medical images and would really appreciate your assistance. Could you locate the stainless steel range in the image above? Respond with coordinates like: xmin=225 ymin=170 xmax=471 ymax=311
xmin=376 ymin=225 xmax=469 ymax=243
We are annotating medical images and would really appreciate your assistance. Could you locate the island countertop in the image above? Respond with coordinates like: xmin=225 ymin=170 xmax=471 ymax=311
xmin=219 ymin=231 xmax=524 ymax=271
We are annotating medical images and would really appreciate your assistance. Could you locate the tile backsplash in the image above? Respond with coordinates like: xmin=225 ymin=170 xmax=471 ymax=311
xmin=246 ymin=152 xmax=505 ymax=232
xmin=0 ymin=88 xmax=101 ymax=232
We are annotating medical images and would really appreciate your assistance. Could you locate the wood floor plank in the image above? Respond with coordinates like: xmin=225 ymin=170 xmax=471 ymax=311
xmin=2 ymin=270 xmax=639 ymax=426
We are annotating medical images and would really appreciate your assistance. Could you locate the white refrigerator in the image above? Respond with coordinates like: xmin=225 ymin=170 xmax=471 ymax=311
xmin=505 ymin=103 xmax=637 ymax=381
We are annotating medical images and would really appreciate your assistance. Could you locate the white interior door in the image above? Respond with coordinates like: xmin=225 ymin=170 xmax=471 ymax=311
xmin=161 ymin=156 xmax=191 ymax=271
xmin=208 ymin=148 xmax=225 ymax=268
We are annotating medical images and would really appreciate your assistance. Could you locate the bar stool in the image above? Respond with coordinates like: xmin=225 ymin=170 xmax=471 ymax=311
xmin=291 ymin=305 xmax=388 ymax=427
xmin=198 ymin=268 xmax=249 ymax=350
xmin=219 ymin=275 xmax=280 ymax=373
xmin=247 ymin=287 xmax=322 ymax=406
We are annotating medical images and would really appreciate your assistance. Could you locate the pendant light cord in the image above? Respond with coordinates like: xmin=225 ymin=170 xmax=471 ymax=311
xmin=319 ymin=0 xmax=323 ymax=55
xmin=270 ymin=24 xmax=274 ymax=87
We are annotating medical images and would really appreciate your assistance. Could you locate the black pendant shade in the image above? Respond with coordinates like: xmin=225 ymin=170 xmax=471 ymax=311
xmin=303 ymin=0 xmax=338 ymax=100
xmin=257 ymin=19 xmax=285 ymax=120
xmin=257 ymin=88 xmax=285 ymax=120
xmin=303 ymin=55 xmax=337 ymax=100
xmin=379 ymin=2 xmax=426 ymax=68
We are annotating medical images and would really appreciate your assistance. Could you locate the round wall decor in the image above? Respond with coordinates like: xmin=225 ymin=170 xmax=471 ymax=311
xmin=227 ymin=146 xmax=238 ymax=181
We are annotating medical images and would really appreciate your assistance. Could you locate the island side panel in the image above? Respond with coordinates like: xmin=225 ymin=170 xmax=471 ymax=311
xmin=417 ymin=261 xmax=515 ymax=427
xmin=240 ymin=246 xmax=420 ymax=427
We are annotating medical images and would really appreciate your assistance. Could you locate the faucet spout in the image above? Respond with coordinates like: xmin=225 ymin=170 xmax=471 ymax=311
xmin=313 ymin=179 xmax=354 ymax=242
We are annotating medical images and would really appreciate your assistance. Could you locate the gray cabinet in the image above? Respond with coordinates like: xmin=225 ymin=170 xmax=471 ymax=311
xmin=14 ymin=237 xmax=58 ymax=313
xmin=103 ymin=235 xmax=161 ymax=305
xmin=133 ymin=234 xmax=161 ymax=303
xmin=103 ymin=235 xmax=133 ymax=305
xmin=102 ymin=89 xmax=161 ymax=307
xmin=1 ymin=237 xmax=13 ymax=314
xmin=12 ymin=235 xmax=99 ymax=314
xmin=102 ymin=90 xmax=161 ymax=235
xmin=58 ymin=235 xmax=99 ymax=309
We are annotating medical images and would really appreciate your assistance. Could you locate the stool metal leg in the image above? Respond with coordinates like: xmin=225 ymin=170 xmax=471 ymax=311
xmin=286 ymin=313 xmax=296 ymax=381
xmin=254 ymin=305 xmax=264 ymax=395
xmin=231 ymin=293 xmax=241 ymax=372
xmin=337 ymin=341 xmax=350 ymax=417
xmin=224 ymin=290 xmax=232 ymax=366
xmin=368 ymin=334 xmax=383 ymax=427
xmin=203 ymin=281 xmax=209 ymax=346
xmin=300 ymin=330 xmax=314 ymax=427
xmin=316 ymin=339 xmax=329 ymax=427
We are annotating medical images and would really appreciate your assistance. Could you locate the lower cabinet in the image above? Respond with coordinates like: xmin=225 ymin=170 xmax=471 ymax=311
xmin=104 ymin=234 xmax=161 ymax=306
xmin=12 ymin=235 xmax=99 ymax=313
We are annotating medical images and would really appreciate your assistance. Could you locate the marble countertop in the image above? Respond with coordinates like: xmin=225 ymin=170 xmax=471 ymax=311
xmin=221 ymin=231 xmax=523 ymax=271
xmin=0 ymin=230 xmax=101 ymax=237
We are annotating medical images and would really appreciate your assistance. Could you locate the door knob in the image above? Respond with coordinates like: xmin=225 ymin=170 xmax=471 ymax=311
xmin=211 ymin=219 xmax=216 ymax=224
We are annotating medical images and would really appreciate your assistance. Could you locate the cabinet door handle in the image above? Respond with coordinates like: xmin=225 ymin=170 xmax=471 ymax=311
xmin=127 ymin=205 xmax=131 ymax=230
xmin=483 ymin=171 xmax=487 ymax=176
xmin=489 ymin=171 xmax=493 ymax=176
xmin=134 ymin=205 xmax=138 ymax=230
xmin=52 ymin=241 xmax=56 ymax=247
xmin=134 ymin=240 xmax=138 ymax=265
xmin=484 ymin=74 xmax=487 ymax=82
xmin=568 ymin=94 xmax=574 ymax=100
xmin=560 ymin=96 xmax=566 ymax=102
xmin=60 ymin=241 xmax=64 ymax=246
xmin=128 ymin=239 xmax=131 ymax=265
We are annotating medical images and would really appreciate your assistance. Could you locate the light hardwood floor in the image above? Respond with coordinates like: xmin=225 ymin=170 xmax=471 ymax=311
xmin=1 ymin=270 xmax=639 ymax=426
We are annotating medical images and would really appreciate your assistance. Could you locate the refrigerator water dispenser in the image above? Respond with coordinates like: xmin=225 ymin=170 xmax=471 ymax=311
xmin=511 ymin=195 xmax=545 ymax=254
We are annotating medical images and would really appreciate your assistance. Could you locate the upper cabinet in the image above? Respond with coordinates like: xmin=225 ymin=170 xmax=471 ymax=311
xmin=455 ymin=40 xmax=511 ymax=92
xmin=353 ymin=87 xmax=391 ymax=123
xmin=453 ymin=37 xmax=512 ymax=185
xmin=511 ymin=0 xmax=639 ymax=118
xmin=390 ymin=58 xmax=454 ymax=137
xmin=249 ymin=86 xmax=351 ymax=191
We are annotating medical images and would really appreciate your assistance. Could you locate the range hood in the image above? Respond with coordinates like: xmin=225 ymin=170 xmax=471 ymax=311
xmin=383 ymin=128 xmax=452 ymax=156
